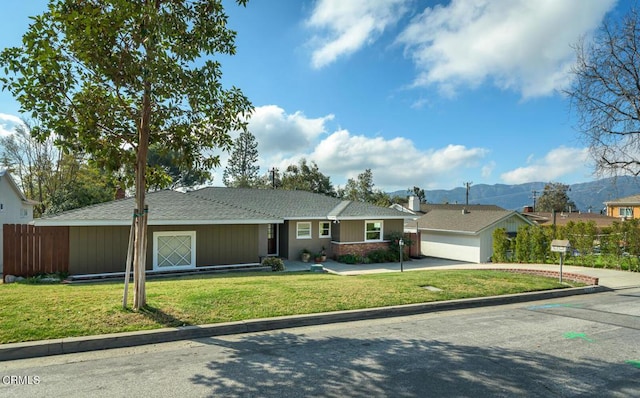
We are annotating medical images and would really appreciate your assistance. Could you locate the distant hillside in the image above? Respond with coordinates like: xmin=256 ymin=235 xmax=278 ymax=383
xmin=391 ymin=176 xmax=640 ymax=212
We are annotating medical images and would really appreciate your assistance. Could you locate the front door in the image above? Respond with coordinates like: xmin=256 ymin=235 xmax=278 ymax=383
xmin=267 ymin=224 xmax=278 ymax=255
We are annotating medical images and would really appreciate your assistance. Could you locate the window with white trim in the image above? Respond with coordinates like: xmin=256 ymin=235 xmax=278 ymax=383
xmin=153 ymin=231 xmax=196 ymax=269
xmin=319 ymin=221 xmax=331 ymax=238
xmin=296 ymin=222 xmax=311 ymax=239
xmin=365 ymin=220 xmax=383 ymax=241
xmin=619 ymin=207 xmax=633 ymax=217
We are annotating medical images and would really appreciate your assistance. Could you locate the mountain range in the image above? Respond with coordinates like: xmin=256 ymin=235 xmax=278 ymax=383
xmin=390 ymin=176 xmax=640 ymax=212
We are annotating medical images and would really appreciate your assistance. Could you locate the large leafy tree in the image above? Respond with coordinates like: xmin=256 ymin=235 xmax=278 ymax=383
xmin=147 ymin=143 xmax=211 ymax=190
xmin=0 ymin=120 xmax=115 ymax=216
xmin=45 ymin=159 xmax=117 ymax=215
xmin=536 ymin=182 xmax=577 ymax=213
xmin=337 ymin=169 xmax=391 ymax=206
xmin=566 ymin=8 xmax=640 ymax=176
xmin=0 ymin=0 xmax=252 ymax=309
xmin=280 ymin=158 xmax=334 ymax=196
xmin=223 ymin=130 xmax=260 ymax=187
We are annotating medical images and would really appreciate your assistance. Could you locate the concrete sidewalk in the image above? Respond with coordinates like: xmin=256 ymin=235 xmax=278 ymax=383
xmin=2 ymin=258 xmax=638 ymax=362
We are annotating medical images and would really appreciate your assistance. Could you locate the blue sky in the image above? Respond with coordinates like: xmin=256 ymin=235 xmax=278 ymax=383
xmin=0 ymin=0 xmax=627 ymax=191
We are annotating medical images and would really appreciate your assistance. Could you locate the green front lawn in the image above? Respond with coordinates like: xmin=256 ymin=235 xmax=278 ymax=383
xmin=0 ymin=270 xmax=580 ymax=344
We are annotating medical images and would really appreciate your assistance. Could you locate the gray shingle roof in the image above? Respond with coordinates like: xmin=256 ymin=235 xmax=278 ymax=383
xmin=34 ymin=188 xmax=411 ymax=226
xmin=188 ymin=187 xmax=410 ymax=220
xmin=337 ymin=199 xmax=417 ymax=219
xmin=188 ymin=187 xmax=339 ymax=218
xmin=421 ymin=203 xmax=504 ymax=212
xmin=35 ymin=190 xmax=280 ymax=226
xmin=417 ymin=208 xmax=528 ymax=234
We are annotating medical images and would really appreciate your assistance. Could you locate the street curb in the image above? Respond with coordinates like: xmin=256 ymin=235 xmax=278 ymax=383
xmin=0 ymin=285 xmax=609 ymax=362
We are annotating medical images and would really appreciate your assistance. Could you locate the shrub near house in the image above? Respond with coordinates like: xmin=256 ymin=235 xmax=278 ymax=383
xmin=337 ymin=232 xmax=412 ymax=264
xmin=492 ymin=221 xmax=640 ymax=271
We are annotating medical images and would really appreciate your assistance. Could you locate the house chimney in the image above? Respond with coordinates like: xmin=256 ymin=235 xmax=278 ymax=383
xmin=115 ymin=187 xmax=126 ymax=200
xmin=523 ymin=206 xmax=533 ymax=213
xmin=408 ymin=195 xmax=420 ymax=212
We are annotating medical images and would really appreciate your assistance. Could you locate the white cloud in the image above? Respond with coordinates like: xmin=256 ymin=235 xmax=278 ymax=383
xmin=481 ymin=161 xmax=496 ymax=178
xmin=275 ymin=129 xmax=488 ymax=190
xmin=247 ymin=105 xmax=334 ymax=154
xmin=210 ymin=105 xmax=335 ymax=184
xmin=500 ymin=146 xmax=590 ymax=184
xmin=220 ymin=106 xmax=488 ymax=191
xmin=396 ymin=0 xmax=616 ymax=98
xmin=0 ymin=113 xmax=23 ymax=137
xmin=306 ymin=0 xmax=409 ymax=69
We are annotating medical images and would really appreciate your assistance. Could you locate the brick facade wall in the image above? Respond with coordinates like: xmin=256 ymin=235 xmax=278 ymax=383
xmin=331 ymin=241 xmax=390 ymax=258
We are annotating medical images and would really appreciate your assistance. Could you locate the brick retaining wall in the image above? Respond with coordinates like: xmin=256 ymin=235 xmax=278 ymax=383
xmin=485 ymin=268 xmax=599 ymax=285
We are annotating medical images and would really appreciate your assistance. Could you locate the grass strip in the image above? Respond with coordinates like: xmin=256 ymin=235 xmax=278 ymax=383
xmin=0 ymin=270 xmax=580 ymax=344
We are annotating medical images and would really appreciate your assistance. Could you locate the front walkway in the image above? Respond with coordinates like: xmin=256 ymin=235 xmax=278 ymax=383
xmin=284 ymin=257 xmax=640 ymax=290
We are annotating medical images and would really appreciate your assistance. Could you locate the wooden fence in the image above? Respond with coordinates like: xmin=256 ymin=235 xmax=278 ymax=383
xmin=2 ymin=224 xmax=69 ymax=277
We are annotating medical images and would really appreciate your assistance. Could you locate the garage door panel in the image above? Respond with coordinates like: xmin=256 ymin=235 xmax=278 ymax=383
xmin=421 ymin=232 xmax=480 ymax=263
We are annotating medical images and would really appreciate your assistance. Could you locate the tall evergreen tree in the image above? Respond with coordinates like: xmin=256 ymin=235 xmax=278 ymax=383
xmin=223 ymin=130 xmax=260 ymax=187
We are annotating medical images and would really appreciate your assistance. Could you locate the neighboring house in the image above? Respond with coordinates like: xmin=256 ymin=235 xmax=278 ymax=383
xmin=415 ymin=207 xmax=533 ymax=264
xmin=33 ymin=188 xmax=412 ymax=276
xmin=0 ymin=170 xmax=37 ymax=274
xmin=392 ymin=196 xmax=504 ymax=230
xmin=604 ymin=194 xmax=640 ymax=220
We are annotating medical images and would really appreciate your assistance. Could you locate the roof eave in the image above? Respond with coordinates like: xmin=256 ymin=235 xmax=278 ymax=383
xmin=334 ymin=215 xmax=416 ymax=221
xmin=33 ymin=218 xmax=283 ymax=227
xmin=418 ymin=227 xmax=478 ymax=235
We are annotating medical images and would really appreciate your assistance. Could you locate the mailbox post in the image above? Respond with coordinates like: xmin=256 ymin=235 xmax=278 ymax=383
xmin=399 ymin=239 xmax=404 ymax=272
xmin=550 ymin=239 xmax=571 ymax=283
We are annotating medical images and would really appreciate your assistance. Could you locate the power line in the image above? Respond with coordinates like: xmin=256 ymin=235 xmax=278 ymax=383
xmin=531 ymin=190 xmax=539 ymax=212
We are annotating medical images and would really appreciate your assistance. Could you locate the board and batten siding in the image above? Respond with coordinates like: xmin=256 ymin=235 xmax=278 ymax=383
xmin=285 ymin=219 xmax=333 ymax=260
xmin=69 ymin=226 xmax=129 ymax=274
xmin=69 ymin=224 xmax=261 ymax=274
xmin=336 ymin=219 xmax=404 ymax=243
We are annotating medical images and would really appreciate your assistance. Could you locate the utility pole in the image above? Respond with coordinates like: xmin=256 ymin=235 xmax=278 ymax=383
xmin=463 ymin=181 xmax=472 ymax=206
xmin=531 ymin=190 xmax=539 ymax=212
xmin=270 ymin=167 xmax=278 ymax=189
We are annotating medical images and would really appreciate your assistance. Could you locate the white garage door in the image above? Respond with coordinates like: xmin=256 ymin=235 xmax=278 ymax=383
xmin=421 ymin=232 xmax=481 ymax=263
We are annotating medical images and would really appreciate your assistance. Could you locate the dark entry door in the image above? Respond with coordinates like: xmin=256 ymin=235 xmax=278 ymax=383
xmin=267 ymin=224 xmax=278 ymax=255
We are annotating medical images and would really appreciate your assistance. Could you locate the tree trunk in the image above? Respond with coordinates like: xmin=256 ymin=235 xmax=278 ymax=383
xmin=133 ymin=82 xmax=152 ymax=311
xmin=132 ymin=0 xmax=158 ymax=310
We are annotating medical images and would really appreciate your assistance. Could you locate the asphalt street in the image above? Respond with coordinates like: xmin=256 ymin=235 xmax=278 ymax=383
xmin=1 ymin=287 xmax=639 ymax=397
